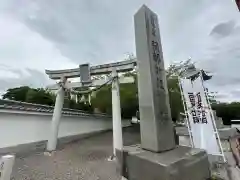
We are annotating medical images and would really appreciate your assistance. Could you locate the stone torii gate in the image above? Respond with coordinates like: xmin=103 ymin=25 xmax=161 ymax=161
xmin=45 ymin=60 xmax=136 ymax=156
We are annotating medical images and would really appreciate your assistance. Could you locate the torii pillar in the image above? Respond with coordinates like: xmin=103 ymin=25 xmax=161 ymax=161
xmin=111 ymin=68 xmax=123 ymax=157
xmin=47 ymin=77 xmax=66 ymax=151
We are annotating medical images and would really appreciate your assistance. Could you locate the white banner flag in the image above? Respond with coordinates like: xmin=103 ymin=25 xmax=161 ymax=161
xmin=180 ymin=76 xmax=220 ymax=156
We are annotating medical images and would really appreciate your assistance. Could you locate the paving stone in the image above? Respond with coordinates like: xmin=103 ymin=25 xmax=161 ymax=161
xmin=11 ymin=127 xmax=140 ymax=180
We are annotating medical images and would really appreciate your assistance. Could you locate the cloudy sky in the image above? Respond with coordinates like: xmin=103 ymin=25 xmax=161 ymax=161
xmin=0 ymin=0 xmax=239 ymax=102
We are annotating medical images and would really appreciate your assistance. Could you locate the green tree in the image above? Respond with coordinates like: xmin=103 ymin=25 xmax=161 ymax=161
xmin=2 ymin=86 xmax=30 ymax=101
xmin=3 ymin=86 xmax=94 ymax=112
xmin=63 ymin=91 xmax=71 ymax=108
xmin=120 ymin=82 xmax=138 ymax=119
xmin=91 ymin=72 xmax=139 ymax=118
xmin=91 ymin=85 xmax=112 ymax=114
xmin=3 ymin=86 xmax=55 ymax=106
xmin=91 ymin=72 xmax=183 ymax=121
xmin=167 ymin=77 xmax=183 ymax=122
xmin=66 ymin=97 xmax=93 ymax=113
xmin=25 ymin=88 xmax=55 ymax=106
xmin=212 ymin=102 xmax=240 ymax=125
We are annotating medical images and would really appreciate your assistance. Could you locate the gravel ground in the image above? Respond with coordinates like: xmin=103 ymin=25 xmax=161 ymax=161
xmin=11 ymin=126 xmax=140 ymax=180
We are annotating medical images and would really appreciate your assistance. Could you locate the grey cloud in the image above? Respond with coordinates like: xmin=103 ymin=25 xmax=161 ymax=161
xmin=0 ymin=64 xmax=12 ymax=69
xmin=210 ymin=20 xmax=237 ymax=38
xmin=229 ymin=90 xmax=240 ymax=98
xmin=1 ymin=0 xmax=240 ymax=102
xmin=0 ymin=68 xmax=53 ymax=93
xmin=217 ymin=90 xmax=240 ymax=102
xmin=216 ymin=93 xmax=229 ymax=99
xmin=26 ymin=19 xmax=66 ymax=44
xmin=209 ymin=76 xmax=240 ymax=87
xmin=199 ymin=22 xmax=240 ymax=92
xmin=5 ymin=0 xmax=147 ymax=64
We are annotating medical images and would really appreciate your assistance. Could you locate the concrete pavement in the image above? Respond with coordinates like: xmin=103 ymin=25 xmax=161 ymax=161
xmin=11 ymin=127 xmax=140 ymax=180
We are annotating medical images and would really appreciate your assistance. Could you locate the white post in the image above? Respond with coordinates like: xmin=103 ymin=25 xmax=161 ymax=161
xmin=199 ymin=72 xmax=226 ymax=162
xmin=0 ymin=155 xmax=15 ymax=180
xmin=112 ymin=68 xmax=123 ymax=157
xmin=178 ymin=77 xmax=194 ymax=147
xmin=88 ymin=94 xmax=91 ymax=105
xmin=47 ymin=77 xmax=66 ymax=151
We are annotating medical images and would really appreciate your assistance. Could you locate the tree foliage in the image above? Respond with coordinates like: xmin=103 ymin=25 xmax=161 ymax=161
xmin=3 ymin=86 xmax=55 ymax=106
xmin=2 ymin=86 xmax=93 ymax=112
xmin=168 ymin=77 xmax=183 ymax=122
xmin=25 ymin=88 xmax=55 ymax=106
xmin=212 ymin=102 xmax=240 ymax=125
xmin=3 ymin=86 xmax=30 ymax=102
xmin=3 ymin=58 xmax=240 ymax=124
xmin=1 ymin=59 xmax=190 ymax=119
xmin=91 ymin=85 xmax=112 ymax=114
xmin=91 ymin=72 xmax=183 ymax=120
xmin=91 ymin=72 xmax=138 ymax=118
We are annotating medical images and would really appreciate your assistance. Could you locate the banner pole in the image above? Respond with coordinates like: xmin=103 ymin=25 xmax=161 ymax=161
xmin=199 ymin=71 xmax=226 ymax=162
xmin=178 ymin=77 xmax=194 ymax=147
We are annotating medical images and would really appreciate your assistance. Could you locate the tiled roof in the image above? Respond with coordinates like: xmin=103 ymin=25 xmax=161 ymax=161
xmin=0 ymin=99 xmax=110 ymax=118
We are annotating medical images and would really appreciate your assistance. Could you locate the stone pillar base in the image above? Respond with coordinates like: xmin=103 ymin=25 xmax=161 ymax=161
xmin=117 ymin=145 xmax=211 ymax=180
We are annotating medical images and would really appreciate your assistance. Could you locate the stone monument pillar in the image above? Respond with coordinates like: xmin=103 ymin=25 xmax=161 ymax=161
xmin=116 ymin=5 xmax=211 ymax=180
xmin=135 ymin=3 xmax=175 ymax=152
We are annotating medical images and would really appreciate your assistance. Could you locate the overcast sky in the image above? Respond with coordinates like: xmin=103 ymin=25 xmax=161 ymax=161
xmin=0 ymin=0 xmax=240 ymax=102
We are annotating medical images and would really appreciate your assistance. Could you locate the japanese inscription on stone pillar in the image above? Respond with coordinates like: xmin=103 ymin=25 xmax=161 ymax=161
xmin=134 ymin=5 xmax=175 ymax=152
